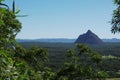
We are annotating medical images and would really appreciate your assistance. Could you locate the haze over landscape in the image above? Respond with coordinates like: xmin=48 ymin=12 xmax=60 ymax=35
xmin=5 ymin=0 xmax=120 ymax=39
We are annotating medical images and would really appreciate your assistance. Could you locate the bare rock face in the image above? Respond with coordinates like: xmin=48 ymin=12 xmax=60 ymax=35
xmin=75 ymin=30 xmax=103 ymax=44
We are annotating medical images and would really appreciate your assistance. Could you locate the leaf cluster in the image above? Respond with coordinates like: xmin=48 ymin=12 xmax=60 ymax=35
xmin=0 ymin=8 xmax=21 ymax=49
xmin=111 ymin=0 xmax=120 ymax=33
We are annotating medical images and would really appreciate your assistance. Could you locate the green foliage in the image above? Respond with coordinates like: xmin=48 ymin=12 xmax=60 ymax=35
xmin=24 ymin=46 xmax=48 ymax=71
xmin=111 ymin=0 xmax=120 ymax=33
xmin=0 ymin=3 xmax=52 ymax=79
xmin=0 ymin=49 xmax=40 ymax=80
xmin=56 ymin=44 xmax=107 ymax=80
xmin=0 ymin=1 xmax=45 ymax=80
xmin=0 ymin=8 xmax=21 ymax=49
xmin=14 ymin=45 xmax=26 ymax=58
xmin=0 ymin=0 xmax=4 ymax=2
xmin=0 ymin=50 xmax=15 ymax=79
xmin=0 ymin=0 xmax=9 ymax=9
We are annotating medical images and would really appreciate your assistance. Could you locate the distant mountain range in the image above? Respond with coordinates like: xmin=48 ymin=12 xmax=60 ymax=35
xmin=102 ymin=38 xmax=120 ymax=42
xmin=16 ymin=38 xmax=75 ymax=43
xmin=16 ymin=38 xmax=120 ymax=43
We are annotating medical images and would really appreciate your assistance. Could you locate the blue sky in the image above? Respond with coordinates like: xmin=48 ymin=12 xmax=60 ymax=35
xmin=4 ymin=0 xmax=120 ymax=39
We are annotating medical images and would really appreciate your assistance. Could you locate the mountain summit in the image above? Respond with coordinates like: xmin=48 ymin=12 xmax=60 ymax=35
xmin=75 ymin=30 xmax=103 ymax=44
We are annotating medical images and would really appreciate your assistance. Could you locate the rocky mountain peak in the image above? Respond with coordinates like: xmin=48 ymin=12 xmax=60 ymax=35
xmin=86 ymin=30 xmax=93 ymax=34
xmin=75 ymin=30 xmax=103 ymax=44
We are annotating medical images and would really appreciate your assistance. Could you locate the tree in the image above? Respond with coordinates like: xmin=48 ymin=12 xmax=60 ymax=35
xmin=111 ymin=0 xmax=120 ymax=33
xmin=0 ymin=1 xmax=44 ymax=79
xmin=0 ymin=0 xmax=22 ymax=49
xmin=56 ymin=44 xmax=108 ymax=80
xmin=24 ymin=46 xmax=48 ymax=71
xmin=0 ymin=1 xmax=54 ymax=79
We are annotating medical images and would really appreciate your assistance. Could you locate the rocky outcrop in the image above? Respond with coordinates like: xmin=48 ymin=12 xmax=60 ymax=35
xmin=75 ymin=30 xmax=103 ymax=44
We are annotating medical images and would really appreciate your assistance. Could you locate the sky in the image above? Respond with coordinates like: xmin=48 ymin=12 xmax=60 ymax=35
xmin=4 ymin=0 xmax=120 ymax=39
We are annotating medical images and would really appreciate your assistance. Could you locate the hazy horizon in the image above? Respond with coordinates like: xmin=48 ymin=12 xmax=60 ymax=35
xmin=5 ymin=0 xmax=120 ymax=39
xmin=16 ymin=37 xmax=120 ymax=40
